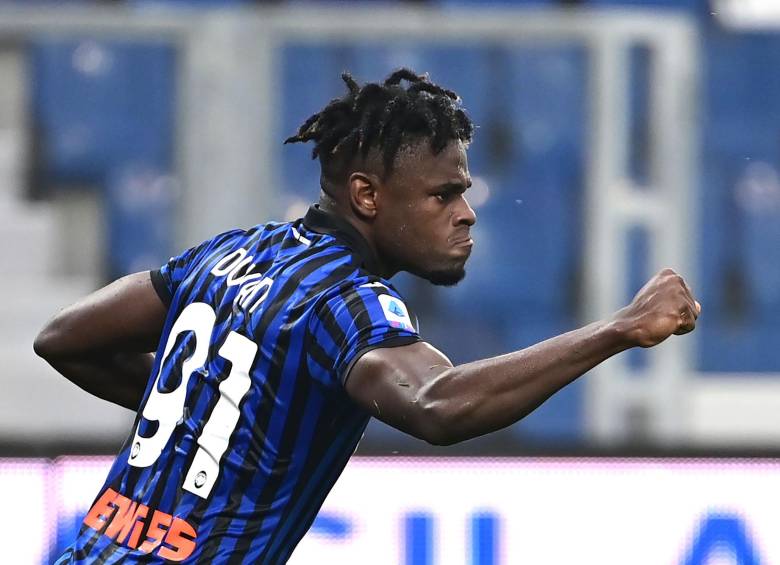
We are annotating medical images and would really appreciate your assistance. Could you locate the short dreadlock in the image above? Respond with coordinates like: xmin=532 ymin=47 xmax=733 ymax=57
xmin=284 ymin=68 xmax=474 ymax=182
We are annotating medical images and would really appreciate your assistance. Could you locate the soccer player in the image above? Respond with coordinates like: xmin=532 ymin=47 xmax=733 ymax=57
xmin=35 ymin=69 xmax=700 ymax=564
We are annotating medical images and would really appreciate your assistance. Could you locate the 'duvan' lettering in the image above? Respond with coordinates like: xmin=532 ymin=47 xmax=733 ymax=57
xmin=211 ymin=248 xmax=274 ymax=313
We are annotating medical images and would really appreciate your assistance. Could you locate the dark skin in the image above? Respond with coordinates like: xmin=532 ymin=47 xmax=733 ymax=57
xmin=341 ymin=140 xmax=477 ymax=285
xmin=34 ymin=272 xmax=166 ymax=411
xmin=34 ymin=137 xmax=701 ymax=442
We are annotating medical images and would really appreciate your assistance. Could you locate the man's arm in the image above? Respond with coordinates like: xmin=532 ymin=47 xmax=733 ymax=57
xmin=346 ymin=268 xmax=700 ymax=445
xmin=33 ymin=271 xmax=167 ymax=411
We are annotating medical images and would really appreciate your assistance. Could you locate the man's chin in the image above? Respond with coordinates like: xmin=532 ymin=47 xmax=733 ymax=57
xmin=424 ymin=267 xmax=466 ymax=287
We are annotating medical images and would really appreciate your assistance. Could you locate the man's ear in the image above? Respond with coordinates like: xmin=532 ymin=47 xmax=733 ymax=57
xmin=348 ymin=171 xmax=381 ymax=220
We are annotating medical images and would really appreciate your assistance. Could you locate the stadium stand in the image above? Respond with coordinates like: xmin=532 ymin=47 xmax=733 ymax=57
xmin=30 ymin=40 xmax=177 ymax=277
xmin=22 ymin=0 xmax=780 ymax=440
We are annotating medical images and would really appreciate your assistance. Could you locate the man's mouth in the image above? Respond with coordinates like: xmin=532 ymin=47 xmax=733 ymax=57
xmin=449 ymin=235 xmax=474 ymax=247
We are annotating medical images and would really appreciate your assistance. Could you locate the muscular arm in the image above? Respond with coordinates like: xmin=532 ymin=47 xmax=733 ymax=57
xmin=346 ymin=268 xmax=700 ymax=445
xmin=33 ymin=271 xmax=168 ymax=411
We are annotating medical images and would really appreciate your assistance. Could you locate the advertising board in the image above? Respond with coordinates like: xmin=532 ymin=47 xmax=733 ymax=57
xmin=2 ymin=457 xmax=774 ymax=564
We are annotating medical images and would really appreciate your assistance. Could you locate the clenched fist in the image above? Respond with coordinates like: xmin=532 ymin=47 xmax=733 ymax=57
xmin=612 ymin=268 xmax=701 ymax=348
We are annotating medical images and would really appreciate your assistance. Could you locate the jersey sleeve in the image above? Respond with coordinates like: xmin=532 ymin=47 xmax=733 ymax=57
xmin=307 ymin=282 xmax=422 ymax=388
xmin=150 ymin=229 xmax=245 ymax=306
xmin=150 ymin=246 xmax=199 ymax=307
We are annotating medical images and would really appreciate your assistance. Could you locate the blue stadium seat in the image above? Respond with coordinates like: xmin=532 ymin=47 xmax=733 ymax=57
xmin=417 ymin=46 xmax=496 ymax=172
xmin=105 ymin=164 xmax=177 ymax=278
xmin=695 ymin=33 xmax=780 ymax=372
xmin=694 ymin=153 xmax=780 ymax=372
xmin=420 ymin=45 xmax=585 ymax=337
xmin=698 ymin=36 xmax=770 ymax=313
xmin=128 ymin=0 xmax=251 ymax=6
xmin=337 ymin=43 xmax=420 ymax=83
xmin=501 ymin=46 xmax=585 ymax=314
xmin=30 ymin=40 xmax=177 ymax=278
xmin=433 ymin=0 xmax=555 ymax=6
xmin=30 ymin=40 xmax=176 ymax=187
xmin=585 ymin=0 xmax=713 ymax=21
xmin=280 ymin=45 xmax=348 ymax=201
xmin=737 ymin=162 xmax=780 ymax=316
xmin=586 ymin=0 xmax=703 ymax=9
xmin=698 ymin=323 xmax=780 ymax=373
xmin=695 ymin=163 xmax=731 ymax=315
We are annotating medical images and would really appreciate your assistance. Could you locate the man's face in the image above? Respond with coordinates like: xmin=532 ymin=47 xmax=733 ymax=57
xmin=373 ymin=139 xmax=476 ymax=286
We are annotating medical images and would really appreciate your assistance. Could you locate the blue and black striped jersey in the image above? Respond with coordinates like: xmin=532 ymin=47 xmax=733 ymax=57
xmin=61 ymin=205 xmax=421 ymax=564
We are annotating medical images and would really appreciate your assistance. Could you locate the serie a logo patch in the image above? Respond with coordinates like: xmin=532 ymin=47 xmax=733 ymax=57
xmin=378 ymin=294 xmax=415 ymax=332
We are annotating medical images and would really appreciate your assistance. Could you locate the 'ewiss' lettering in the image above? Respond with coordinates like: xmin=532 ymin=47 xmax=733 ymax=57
xmin=211 ymin=248 xmax=274 ymax=313
xmin=83 ymin=488 xmax=196 ymax=561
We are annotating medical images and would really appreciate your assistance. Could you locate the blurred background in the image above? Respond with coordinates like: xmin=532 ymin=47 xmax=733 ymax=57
xmin=1 ymin=0 xmax=780 ymax=563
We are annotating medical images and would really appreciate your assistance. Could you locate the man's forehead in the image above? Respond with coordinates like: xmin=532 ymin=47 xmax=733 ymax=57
xmin=396 ymin=139 xmax=469 ymax=182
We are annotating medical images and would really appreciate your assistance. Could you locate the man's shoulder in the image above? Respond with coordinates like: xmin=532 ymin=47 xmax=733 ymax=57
xmin=193 ymin=221 xmax=293 ymax=263
xmin=208 ymin=221 xmax=288 ymax=246
xmin=314 ymin=272 xmax=406 ymax=309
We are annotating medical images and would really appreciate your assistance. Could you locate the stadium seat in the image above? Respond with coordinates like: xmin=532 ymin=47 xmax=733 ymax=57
xmin=501 ymin=46 xmax=585 ymax=315
xmin=416 ymin=46 xmax=497 ymax=173
xmin=29 ymin=40 xmax=176 ymax=187
xmin=586 ymin=0 xmax=704 ymax=10
xmin=280 ymin=44 xmax=347 ymax=201
xmin=421 ymin=45 xmax=585 ymax=343
xmin=695 ymin=152 xmax=780 ymax=372
xmin=737 ymin=162 xmax=780 ymax=315
xmin=433 ymin=0 xmax=555 ymax=6
xmin=30 ymin=39 xmax=177 ymax=278
xmin=128 ymin=0 xmax=252 ymax=6
xmin=105 ymin=164 xmax=177 ymax=278
xmin=695 ymin=32 xmax=780 ymax=372
xmin=697 ymin=36 xmax=768 ymax=315
xmin=698 ymin=323 xmax=780 ymax=373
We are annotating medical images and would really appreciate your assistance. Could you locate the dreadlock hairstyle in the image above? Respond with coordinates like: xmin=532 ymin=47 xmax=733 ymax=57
xmin=284 ymin=68 xmax=474 ymax=182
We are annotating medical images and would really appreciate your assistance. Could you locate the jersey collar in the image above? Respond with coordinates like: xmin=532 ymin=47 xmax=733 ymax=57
xmin=302 ymin=204 xmax=383 ymax=275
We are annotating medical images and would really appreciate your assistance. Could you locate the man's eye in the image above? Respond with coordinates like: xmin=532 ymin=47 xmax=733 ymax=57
xmin=434 ymin=193 xmax=449 ymax=202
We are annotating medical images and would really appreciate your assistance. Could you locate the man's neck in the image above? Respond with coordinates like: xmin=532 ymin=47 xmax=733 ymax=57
xmin=316 ymin=192 xmax=395 ymax=278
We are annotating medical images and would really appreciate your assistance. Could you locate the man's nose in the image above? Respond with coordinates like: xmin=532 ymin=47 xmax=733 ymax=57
xmin=454 ymin=195 xmax=477 ymax=227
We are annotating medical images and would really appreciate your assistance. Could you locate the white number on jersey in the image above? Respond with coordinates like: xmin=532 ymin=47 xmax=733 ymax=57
xmin=128 ymin=302 xmax=257 ymax=499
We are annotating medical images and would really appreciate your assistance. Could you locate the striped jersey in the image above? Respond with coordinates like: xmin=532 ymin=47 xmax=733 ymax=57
xmin=59 ymin=205 xmax=421 ymax=564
